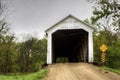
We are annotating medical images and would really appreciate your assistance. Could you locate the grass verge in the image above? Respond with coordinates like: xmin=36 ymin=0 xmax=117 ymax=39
xmin=101 ymin=66 xmax=120 ymax=75
xmin=0 ymin=69 xmax=47 ymax=80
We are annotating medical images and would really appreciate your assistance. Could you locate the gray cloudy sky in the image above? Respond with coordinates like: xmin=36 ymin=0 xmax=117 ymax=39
xmin=8 ymin=0 xmax=93 ymax=40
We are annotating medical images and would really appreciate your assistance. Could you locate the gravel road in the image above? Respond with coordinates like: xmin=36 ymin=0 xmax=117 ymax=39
xmin=43 ymin=63 xmax=120 ymax=80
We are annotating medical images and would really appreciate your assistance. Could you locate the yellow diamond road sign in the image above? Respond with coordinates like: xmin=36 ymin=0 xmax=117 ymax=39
xmin=100 ymin=44 xmax=108 ymax=52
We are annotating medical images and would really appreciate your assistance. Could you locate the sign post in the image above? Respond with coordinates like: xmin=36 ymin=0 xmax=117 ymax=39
xmin=100 ymin=44 xmax=107 ymax=64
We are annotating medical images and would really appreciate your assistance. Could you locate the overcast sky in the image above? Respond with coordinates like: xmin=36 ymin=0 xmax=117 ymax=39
xmin=7 ymin=0 xmax=94 ymax=40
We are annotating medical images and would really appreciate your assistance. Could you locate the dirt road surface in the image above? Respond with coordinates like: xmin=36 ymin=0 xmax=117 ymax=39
xmin=43 ymin=63 xmax=120 ymax=80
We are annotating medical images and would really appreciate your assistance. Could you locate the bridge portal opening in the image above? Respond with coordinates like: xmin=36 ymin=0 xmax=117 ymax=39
xmin=52 ymin=29 xmax=88 ymax=63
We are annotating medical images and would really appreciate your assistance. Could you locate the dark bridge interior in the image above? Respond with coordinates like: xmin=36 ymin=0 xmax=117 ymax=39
xmin=52 ymin=29 xmax=88 ymax=63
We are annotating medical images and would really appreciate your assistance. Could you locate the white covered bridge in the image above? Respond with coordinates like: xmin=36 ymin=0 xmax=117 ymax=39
xmin=45 ymin=15 xmax=94 ymax=64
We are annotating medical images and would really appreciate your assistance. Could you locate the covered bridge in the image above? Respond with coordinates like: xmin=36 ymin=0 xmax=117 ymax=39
xmin=45 ymin=15 xmax=94 ymax=64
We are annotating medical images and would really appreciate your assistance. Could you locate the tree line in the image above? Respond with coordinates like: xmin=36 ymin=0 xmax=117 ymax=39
xmin=87 ymin=0 xmax=120 ymax=69
xmin=0 ymin=25 xmax=47 ymax=73
xmin=0 ymin=1 xmax=47 ymax=74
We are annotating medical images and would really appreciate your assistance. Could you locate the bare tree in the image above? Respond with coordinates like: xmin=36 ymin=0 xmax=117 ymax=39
xmin=0 ymin=0 xmax=11 ymax=34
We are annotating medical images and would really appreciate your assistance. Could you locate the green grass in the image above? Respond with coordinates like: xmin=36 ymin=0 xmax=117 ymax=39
xmin=101 ymin=66 xmax=120 ymax=75
xmin=0 ymin=69 xmax=47 ymax=80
